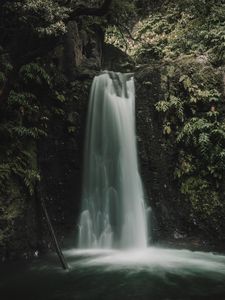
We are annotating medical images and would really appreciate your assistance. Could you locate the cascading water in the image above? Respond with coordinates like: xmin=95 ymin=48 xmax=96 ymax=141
xmin=78 ymin=71 xmax=149 ymax=249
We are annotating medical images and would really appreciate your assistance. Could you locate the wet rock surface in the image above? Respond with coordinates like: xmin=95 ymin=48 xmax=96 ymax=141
xmin=135 ymin=65 xmax=179 ymax=240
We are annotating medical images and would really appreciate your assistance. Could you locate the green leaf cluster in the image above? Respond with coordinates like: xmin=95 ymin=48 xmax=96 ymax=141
xmin=121 ymin=0 xmax=225 ymax=66
xmin=155 ymin=58 xmax=225 ymax=231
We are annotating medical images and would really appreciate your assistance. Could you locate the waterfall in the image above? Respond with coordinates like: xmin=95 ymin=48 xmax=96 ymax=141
xmin=78 ymin=71 xmax=149 ymax=249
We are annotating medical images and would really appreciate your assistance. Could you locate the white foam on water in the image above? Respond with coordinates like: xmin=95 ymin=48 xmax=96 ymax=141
xmin=65 ymin=248 xmax=225 ymax=276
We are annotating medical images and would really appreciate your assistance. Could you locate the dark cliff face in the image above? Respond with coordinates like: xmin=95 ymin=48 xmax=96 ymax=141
xmin=136 ymin=66 xmax=173 ymax=238
xmin=37 ymin=22 xmax=103 ymax=249
xmin=135 ymin=66 xmax=189 ymax=241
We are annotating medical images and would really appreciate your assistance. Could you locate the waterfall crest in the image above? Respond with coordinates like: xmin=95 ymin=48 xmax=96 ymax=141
xmin=78 ymin=71 xmax=149 ymax=249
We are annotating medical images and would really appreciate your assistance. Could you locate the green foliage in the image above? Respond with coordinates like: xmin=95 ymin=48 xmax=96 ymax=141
xmin=0 ymin=196 xmax=25 ymax=246
xmin=155 ymin=57 xmax=225 ymax=230
xmin=0 ymin=152 xmax=40 ymax=196
xmin=11 ymin=125 xmax=47 ymax=139
xmin=3 ymin=0 xmax=70 ymax=38
xmin=8 ymin=91 xmax=39 ymax=113
xmin=118 ymin=0 xmax=225 ymax=65
xmin=180 ymin=176 xmax=222 ymax=218
xmin=55 ymin=91 xmax=66 ymax=103
xmin=19 ymin=63 xmax=51 ymax=86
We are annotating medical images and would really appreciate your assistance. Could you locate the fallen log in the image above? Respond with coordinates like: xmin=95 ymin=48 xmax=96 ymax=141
xmin=41 ymin=198 xmax=69 ymax=270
